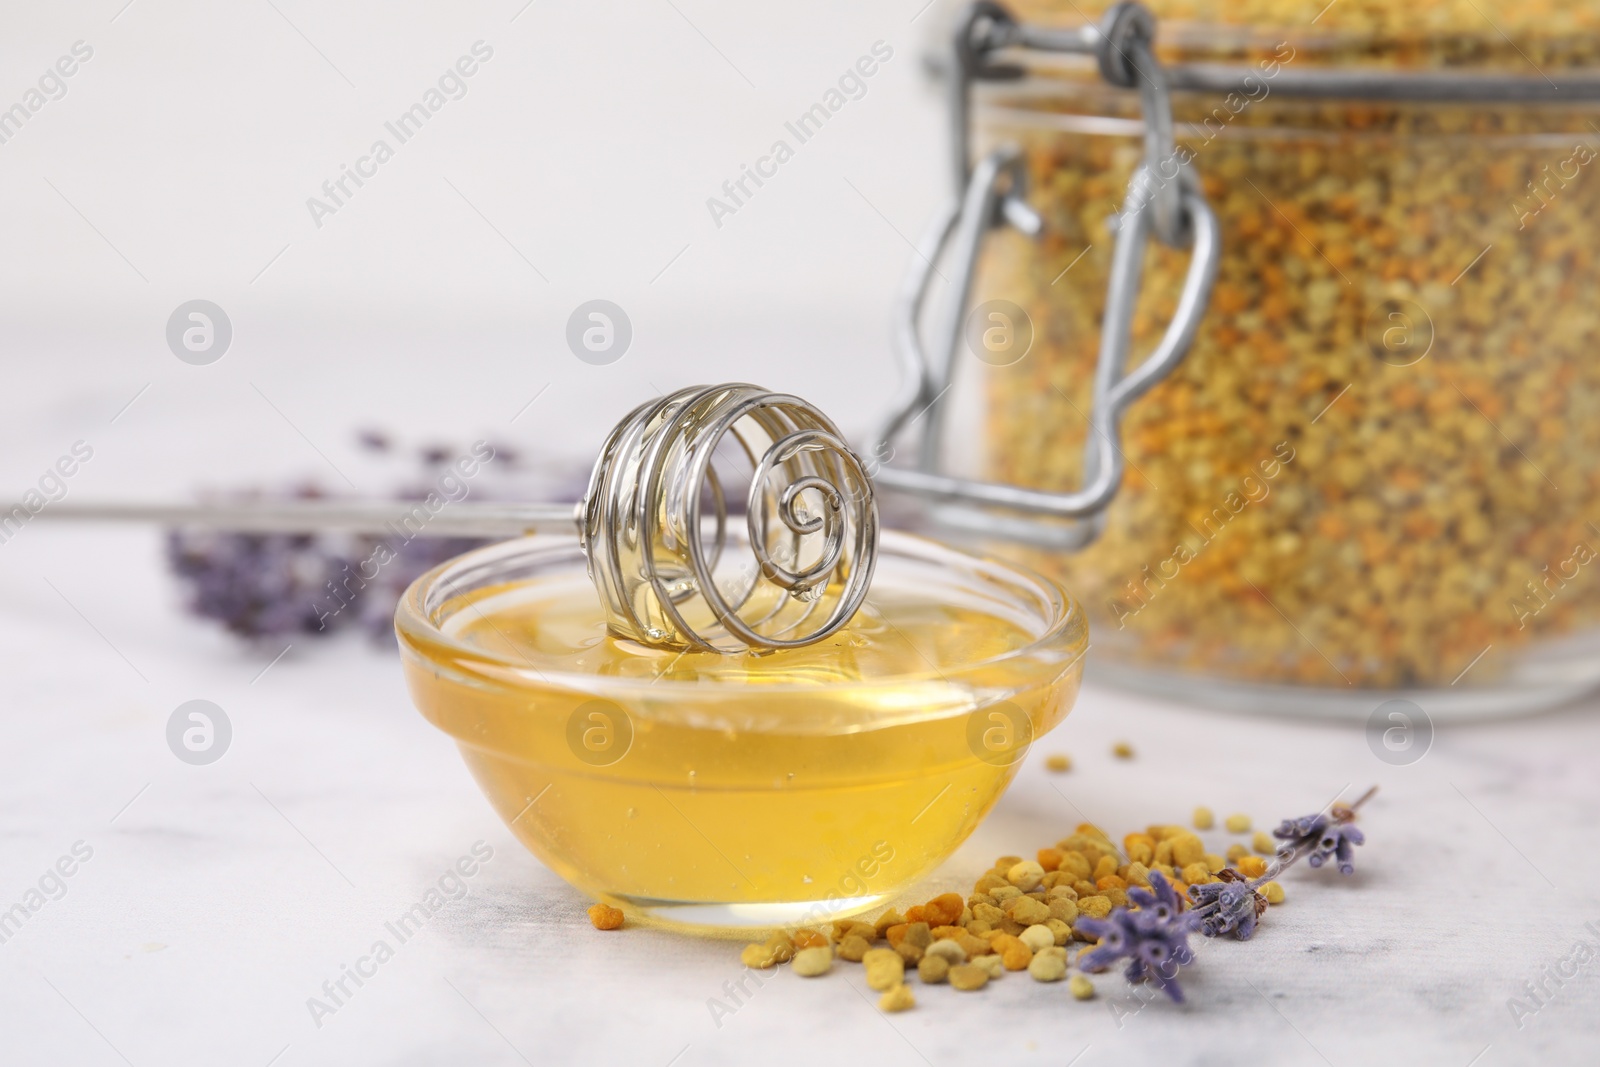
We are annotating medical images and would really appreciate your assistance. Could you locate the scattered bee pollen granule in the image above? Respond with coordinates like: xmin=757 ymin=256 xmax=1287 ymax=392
xmin=1008 ymin=860 xmax=1046 ymax=891
xmin=1078 ymin=895 xmax=1113 ymax=919
xmin=792 ymin=946 xmax=833 ymax=977
xmin=1237 ymin=856 xmax=1270 ymax=879
xmin=1046 ymin=753 xmax=1072 ymax=772
xmin=863 ymin=948 xmax=904 ymax=991
xmin=1192 ymin=806 xmax=1215 ymax=830
xmin=971 ymin=954 xmax=1005 ymax=978
xmin=1225 ymin=813 xmax=1252 ymax=833
xmin=879 ymin=984 xmax=916 ymax=1012
xmin=791 ymin=928 xmax=828 ymax=950
xmin=1010 ymin=896 xmax=1051 ymax=926
xmin=948 ymin=964 xmax=990 ymax=991
xmin=838 ymin=934 xmax=871 ymax=962
xmin=1019 ymin=924 xmax=1055 ymax=953
xmin=1112 ymin=741 xmax=1135 ymax=759
xmin=586 ymin=903 xmax=624 ymax=930
xmin=1029 ymin=950 xmax=1068 ymax=982
xmin=1253 ymin=831 xmax=1277 ymax=855
xmin=740 ymin=931 xmax=795 ymax=969
xmin=1171 ymin=834 xmax=1206 ymax=867
xmin=698 ymin=799 xmax=1355 ymax=1011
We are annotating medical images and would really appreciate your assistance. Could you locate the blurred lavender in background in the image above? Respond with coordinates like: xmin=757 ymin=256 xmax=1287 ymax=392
xmin=164 ymin=431 xmax=586 ymax=644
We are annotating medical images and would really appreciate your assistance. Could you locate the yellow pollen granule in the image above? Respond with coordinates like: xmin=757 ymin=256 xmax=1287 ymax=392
xmin=740 ymin=932 xmax=795 ymax=969
xmin=879 ymin=984 xmax=916 ymax=1012
xmin=1077 ymin=895 xmax=1112 ymax=919
xmin=1008 ymin=860 xmax=1046 ymax=891
xmin=862 ymin=948 xmax=904 ymax=991
xmin=949 ymin=964 xmax=989 ymax=991
xmin=792 ymin=946 xmax=833 ymax=977
xmin=1029 ymin=951 xmax=1067 ymax=982
xmin=1237 ymin=856 xmax=1270 ymax=879
xmin=838 ymin=934 xmax=871 ymax=962
xmin=1019 ymin=924 xmax=1055 ymax=953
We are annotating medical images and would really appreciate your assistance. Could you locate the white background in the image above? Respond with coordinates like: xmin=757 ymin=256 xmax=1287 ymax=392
xmin=0 ymin=0 xmax=948 ymax=498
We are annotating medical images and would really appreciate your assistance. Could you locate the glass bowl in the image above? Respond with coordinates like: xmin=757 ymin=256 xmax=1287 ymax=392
xmin=395 ymin=530 xmax=1087 ymax=935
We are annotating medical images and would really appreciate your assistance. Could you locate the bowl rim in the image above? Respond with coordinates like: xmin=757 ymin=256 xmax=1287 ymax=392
xmin=394 ymin=528 xmax=1087 ymax=698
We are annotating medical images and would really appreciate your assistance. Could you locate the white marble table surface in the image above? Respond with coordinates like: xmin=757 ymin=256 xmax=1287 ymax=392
xmin=2 ymin=523 xmax=1597 ymax=1067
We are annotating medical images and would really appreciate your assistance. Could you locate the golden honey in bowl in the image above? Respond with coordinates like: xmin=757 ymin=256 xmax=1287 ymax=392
xmin=397 ymin=531 xmax=1086 ymax=933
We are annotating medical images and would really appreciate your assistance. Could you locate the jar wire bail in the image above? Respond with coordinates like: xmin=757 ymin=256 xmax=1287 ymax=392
xmin=869 ymin=0 xmax=1220 ymax=551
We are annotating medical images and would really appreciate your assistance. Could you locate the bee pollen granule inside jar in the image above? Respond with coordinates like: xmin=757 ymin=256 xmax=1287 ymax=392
xmin=980 ymin=0 xmax=1600 ymax=692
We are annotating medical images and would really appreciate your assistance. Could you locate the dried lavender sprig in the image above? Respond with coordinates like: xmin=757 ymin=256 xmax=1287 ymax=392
xmin=1077 ymin=870 xmax=1200 ymax=1003
xmin=1188 ymin=785 xmax=1378 ymax=940
xmin=1187 ymin=868 xmax=1267 ymax=941
xmin=163 ymin=434 xmax=585 ymax=644
xmin=1272 ymin=784 xmax=1377 ymax=875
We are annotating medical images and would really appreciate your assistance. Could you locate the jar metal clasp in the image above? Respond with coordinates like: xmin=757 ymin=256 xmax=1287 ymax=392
xmin=869 ymin=1 xmax=1220 ymax=550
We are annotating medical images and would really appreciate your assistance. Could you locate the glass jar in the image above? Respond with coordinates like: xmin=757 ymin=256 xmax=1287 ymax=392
xmin=957 ymin=1 xmax=1600 ymax=714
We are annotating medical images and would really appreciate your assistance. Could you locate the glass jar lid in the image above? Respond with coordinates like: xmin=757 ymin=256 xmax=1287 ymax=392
xmin=999 ymin=0 xmax=1600 ymax=72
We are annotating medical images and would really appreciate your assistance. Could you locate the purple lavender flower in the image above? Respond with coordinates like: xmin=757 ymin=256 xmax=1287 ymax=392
xmin=1077 ymin=870 xmax=1197 ymax=1003
xmin=1273 ymin=802 xmax=1369 ymax=875
xmin=165 ymin=432 xmax=587 ymax=646
xmin=1305 ymin=822 xmax=1365 ymax=874
xmin=1188 ymin=868 xmax=1268 ymax=940
xmin=1126 ymin=864 xmax=1185 ymax=920
xmin=1273 ymin=812 xmax=1329 ymax=853
xmin=356 ymin=429 xmax=391 ymax=452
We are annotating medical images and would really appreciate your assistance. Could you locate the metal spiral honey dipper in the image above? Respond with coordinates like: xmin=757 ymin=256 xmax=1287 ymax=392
xmin=44 ymin=384 xmax=878 ymax=654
